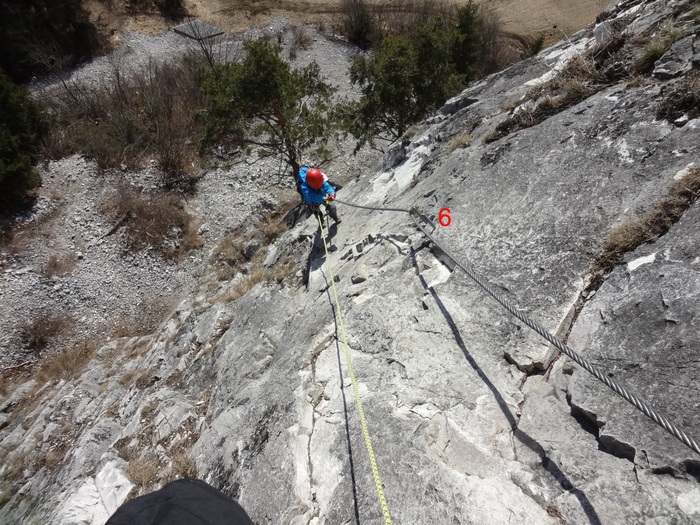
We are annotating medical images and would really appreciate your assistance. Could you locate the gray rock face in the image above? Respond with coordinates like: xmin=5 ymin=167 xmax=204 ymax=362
xmin=653 ymin=35 xmax=698 ymax=79
xmin=1 ymin=0 xmax=699 ymax=524
xmin=567 ymin=197 xmax=700 ymax=470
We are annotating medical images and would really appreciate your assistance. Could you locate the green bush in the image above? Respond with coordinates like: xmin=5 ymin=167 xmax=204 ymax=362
xmin=200 ymin=40 xmax=339 ymax=176
xmin=344 ymin=4 xmax=487 ymax=148
xmin=341 ymin=0 xmax=374 ymax=49
xmin=0 ymin=69 xmax=48 ymax=215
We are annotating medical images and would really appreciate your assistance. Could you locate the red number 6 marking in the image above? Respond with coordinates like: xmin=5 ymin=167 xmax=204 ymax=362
xmin=439 ymin=208 xmax=451 ymax=227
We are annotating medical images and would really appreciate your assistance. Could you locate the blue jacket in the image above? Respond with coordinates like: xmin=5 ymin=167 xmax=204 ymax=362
xmin=298 ymin=167 xmax=335 ymax=205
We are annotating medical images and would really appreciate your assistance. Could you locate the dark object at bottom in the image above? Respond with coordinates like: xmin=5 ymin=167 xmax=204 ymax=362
xmin=106 ymin=479 xmax=254 ymax=525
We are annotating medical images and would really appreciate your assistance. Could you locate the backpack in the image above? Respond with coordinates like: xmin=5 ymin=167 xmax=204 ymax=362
xmin=296 ymin=166 xmax=310 ymax=200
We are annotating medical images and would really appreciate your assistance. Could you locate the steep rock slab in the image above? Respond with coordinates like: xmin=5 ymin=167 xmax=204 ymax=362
xmin=566 ymin=199 xmax=700 ymax=474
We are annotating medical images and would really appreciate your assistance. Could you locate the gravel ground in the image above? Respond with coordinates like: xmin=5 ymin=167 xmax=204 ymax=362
xmin=0 ymin=19 xmax=381 ymax=368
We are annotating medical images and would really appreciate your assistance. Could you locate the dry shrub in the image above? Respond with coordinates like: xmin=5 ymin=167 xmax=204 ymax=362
xmin=101 ymin=186 xmax=201 ymax=259
xmin=373 ymin=0 xmax=454 ymax=41
xmin=41 ymin=54 xmax=205 ymax=184
xmin=110 ymin=295 xmax=178 ymax=339
xmin=289 ymin=25 xmax=313 ymax=60
xmin=291 ymin=25 xmax=312 ymax=50
xmin=477 ymin=5 xmax=513 ymax=76
xmin=0 ymin=222 xmax=13 ymax=249
xmin=42 ymin=252 xmax=78 ymax=278
xmin=35 ymin=340 xmax=96 ymax=384
xmin=657 ymin=72 xmax=700 ymax=123
xmin=594 ymin=167 xmax=700 ymax=274
xmin=19 ymin=311 xmax=73 ymax=358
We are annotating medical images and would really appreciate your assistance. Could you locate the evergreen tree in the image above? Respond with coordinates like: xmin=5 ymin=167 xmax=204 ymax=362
xmin=200 ymin=40 xmax=339 ymax=176
xmin=0 ymin=69 xmax=48 ymax=214
xmin=343 ymin=3 xmax=487 ymax=150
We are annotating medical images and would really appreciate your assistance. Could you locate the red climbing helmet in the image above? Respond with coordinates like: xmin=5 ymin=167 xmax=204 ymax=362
xmin=306 ymin=168 xmax=324 ymax=190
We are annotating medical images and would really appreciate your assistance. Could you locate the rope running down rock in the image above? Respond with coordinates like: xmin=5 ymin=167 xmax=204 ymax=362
xmin=316 ymin=213 xmax=394 ymax=525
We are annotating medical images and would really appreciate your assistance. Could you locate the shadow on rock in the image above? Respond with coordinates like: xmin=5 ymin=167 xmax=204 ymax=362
xmin=410 ymin=246 xmax=602 ymax=525
xmin=321 ymin=267 xmax=362 ymax=525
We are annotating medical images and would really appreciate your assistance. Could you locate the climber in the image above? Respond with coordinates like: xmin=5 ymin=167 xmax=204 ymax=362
xmin=296 ymin=166 xmax=342 ymax=225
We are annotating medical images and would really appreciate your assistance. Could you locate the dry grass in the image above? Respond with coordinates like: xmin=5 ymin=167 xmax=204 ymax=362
xmin=593 ymin=167 xmax=700 ymax=274
xmin=218 ymin=267 xmax=269 ymax=303
xmin=0 ymin=449 xmax=28 ymax=507
xmin=37 ymin=441 xmax=70 ymax=472
xmin=269 ymin=255 xmax=297 ymax=283
xmin=109 ymin=295 xmax=177 ymax=339
xmin=259 ymin=215 xmax=289 ymax=244
xmin=166 ymin=449 xmax=198 ymax=481
xmin=125 ymin=453 xmax=160 ymax=489
xmin=101 ymin=186 xmax=202 ymax=259
xmin=485 ymin=55 xmax=605 ymax=144
xmin=484 ymin=16 xmax=695 ymax=145
xmin=633 ymin=24 xmax=688 ymax=74
xmin=105 ymin=401 xmax=120 ymax=420
xmin=141 ymin=399 xmax=158 ymax=421
xmin=35 ymin=340 xmax=97 ymax=385
xmin=217 ymin=255 xmax=298 ymax=303
xmin=211 ymin=231 xmax=250 ymax=281
xmin=165 ymin=368 xmax=185 ymax=388
xmin=114 ymin=437 xmax=135 ymax=462
xmin=0 ymin=373 xmax=10 ymax=398
xmin=447 ymin=132 xmax=471 ymax=152
xmin=117 ymin=369 xmax=139 ymax=387
xmin=19 ymin=311 xmax=74 ymax=358
xmin=211 ymin=190 xmax=297 ymax=281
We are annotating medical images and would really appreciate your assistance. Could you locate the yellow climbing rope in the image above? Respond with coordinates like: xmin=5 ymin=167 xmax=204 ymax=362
xmin=316 ymin=214 xmax=393 ymax=525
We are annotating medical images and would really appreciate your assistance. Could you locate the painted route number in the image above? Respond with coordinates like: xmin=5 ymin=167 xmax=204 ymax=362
xmin=439 ymin=207 xmax=451 ymax=227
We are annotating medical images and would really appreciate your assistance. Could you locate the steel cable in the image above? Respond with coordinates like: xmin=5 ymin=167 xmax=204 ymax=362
xmin=334 ymin=197 xmax=700 ymax=456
